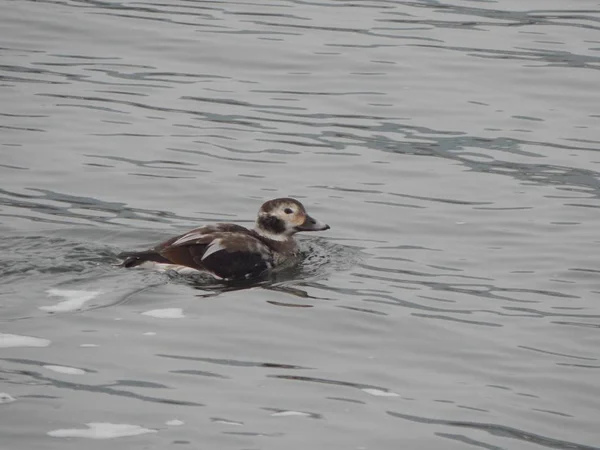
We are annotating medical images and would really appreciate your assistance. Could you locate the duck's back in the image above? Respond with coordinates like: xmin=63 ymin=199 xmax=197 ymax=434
xmin=120 ymin=223 xmax=274 ymax=279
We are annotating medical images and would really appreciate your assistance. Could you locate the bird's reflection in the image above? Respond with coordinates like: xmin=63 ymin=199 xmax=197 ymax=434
xmin=181 ymin=265 xmax=316 ymax=304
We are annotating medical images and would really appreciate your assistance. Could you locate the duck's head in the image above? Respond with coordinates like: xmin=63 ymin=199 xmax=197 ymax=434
xmin=255 ymin=198 xmax=330 ymax=241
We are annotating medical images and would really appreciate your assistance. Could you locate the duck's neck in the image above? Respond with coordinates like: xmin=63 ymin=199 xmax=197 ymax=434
xmin=253 ymin=227 xmax=298 ymax=255
xmin=253 ymin=226 xmax=288 ymax=242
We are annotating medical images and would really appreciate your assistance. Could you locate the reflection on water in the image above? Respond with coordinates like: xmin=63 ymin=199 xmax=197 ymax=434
xmin=2 ymin=0 xmax=600 ymax=449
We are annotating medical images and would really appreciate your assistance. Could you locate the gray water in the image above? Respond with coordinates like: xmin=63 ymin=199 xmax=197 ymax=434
xmin=1 ymin=0 xmax=600 ymax=448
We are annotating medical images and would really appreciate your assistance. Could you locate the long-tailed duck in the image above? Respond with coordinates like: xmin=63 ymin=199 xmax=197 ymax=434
xmin=120 ymin=198 xmax=330 ymax=280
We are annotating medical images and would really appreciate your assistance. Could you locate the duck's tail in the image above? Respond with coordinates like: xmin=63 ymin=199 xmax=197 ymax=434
xmin=118 ymin=250 xmax=171 ymax=268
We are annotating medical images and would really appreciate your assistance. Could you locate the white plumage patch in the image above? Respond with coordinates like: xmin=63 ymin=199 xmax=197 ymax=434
xmin=171 ymin=231 xmax=207 ymax=246
xmin=255 ymin=230 xmax=288 ymax=242
xmin=137 ymin=261 xmax=207 ymax=276
xmin=201 ymin=238 xmax=226 ymax=261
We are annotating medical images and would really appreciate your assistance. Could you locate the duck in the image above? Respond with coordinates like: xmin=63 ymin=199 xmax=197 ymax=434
xmin=119 ymin=198 xmax=330 ymax=280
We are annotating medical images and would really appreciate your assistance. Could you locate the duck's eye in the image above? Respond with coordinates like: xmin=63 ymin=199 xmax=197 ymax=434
xmin=284 ymin=208 xmax=293 ymax=214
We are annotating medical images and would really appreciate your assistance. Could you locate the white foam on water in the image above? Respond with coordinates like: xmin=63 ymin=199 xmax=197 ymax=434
xmin=0 ymin=393 xmax=16 ymax=404
xmin=80 ymin=344 xmax=99 ymax=348
xmin=139 ymin=261 xmax=202 ymax=275
xmin=212 ymin=419 xmax=243 ymax=426
xmin=271 ymin=411 xmax=310 ymax=417
xmin=165 ymin=419 xmax=184 ymax=426
xmin=143 ymin=332 xmax=157 ymax=336
xmin=362 ymin=388 xmax=399 ymax=397
xmin=41 ymin=289 xmax=101 ymax=313
xmin=141 ymin=308 xmax=185 ymax=319
xmin=0 ymin=333 xmax=51 ymax=348
xmin=48 ymin=423 xmax=157 ymax=439
xmin=43 ymin=365 xmax=85 ymax=375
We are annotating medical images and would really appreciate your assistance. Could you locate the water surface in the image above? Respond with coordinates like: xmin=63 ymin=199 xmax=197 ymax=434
xmin=1 ymin=1 xmax=600 ymax=449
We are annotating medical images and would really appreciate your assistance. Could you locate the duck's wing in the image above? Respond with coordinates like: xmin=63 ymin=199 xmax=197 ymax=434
xmin=160 ymin=232 xmax=273 ymax=280
xmin=119 ymin=223 xmax=250 ymax=270
xmin=153 ymin=223 xmax=250 ymax=251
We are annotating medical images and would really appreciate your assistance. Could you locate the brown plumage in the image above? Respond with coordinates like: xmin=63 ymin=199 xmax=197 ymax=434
xmin=119 ymin=198 xmax=329 ymax=280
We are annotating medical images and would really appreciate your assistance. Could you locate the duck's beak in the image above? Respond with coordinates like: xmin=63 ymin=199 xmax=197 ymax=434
xmin=296 ymin=214 xmax=330 ymax=232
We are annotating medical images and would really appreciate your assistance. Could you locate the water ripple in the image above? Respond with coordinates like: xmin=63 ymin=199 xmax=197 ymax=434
xmin=2 ymin=0 xmax=600 ymax=448
xmin=388 ymin=411 xmax=599 ymax=450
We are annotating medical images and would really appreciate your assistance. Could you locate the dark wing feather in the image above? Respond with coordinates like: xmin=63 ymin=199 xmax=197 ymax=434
xmin=160 ymin=232 xmax=273 ymax=280
xmin=119 ymin=223 xmax=251 ymax=270
xmin=152 ymin=223 xmax=250 ymax=251
xmin=159 ymin=236 xmax=213 ymax=272
xmin=201 ymin=248 xmax=270 ymax=280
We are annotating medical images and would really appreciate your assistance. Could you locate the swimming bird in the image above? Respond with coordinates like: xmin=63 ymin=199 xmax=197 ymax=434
xmin=119 ymin=198 xmax=330 ymax=280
